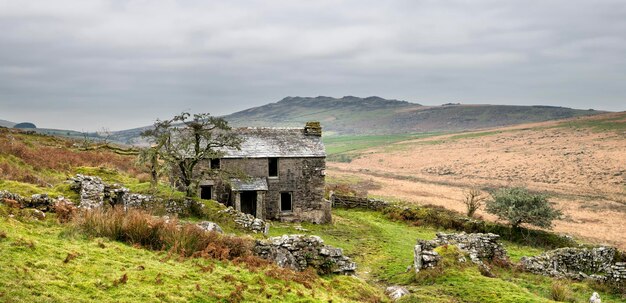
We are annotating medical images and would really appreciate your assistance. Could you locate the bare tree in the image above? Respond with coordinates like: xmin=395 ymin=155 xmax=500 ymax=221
xmin=140 ymin=112 xmax=241 ymax=197
xmin=98 ymin=127 xmax=113 ymax=145
xmin=463 ymin=187 xmax=487 ymax=218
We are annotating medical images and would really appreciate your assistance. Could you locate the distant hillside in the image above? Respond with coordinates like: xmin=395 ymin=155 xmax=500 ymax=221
xmin=13 ymin=122 xmax=36 ymax=129
xmin=0 ymin=119 xmax=15 ymax=128
xmin=103 ymin=96 xmax=605 ymax=144
xmin=223 ymin=96 xmax=603 ymax=135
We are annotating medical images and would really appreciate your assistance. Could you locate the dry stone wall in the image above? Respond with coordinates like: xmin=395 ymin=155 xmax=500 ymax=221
xmin=0 ymin=190 xmax=70 ymax=212
xmin=330 ymin=193 xmax=389 ymax=210
xmin=69 ymin=175 xmax=198 ymax=215
xmin=254 ymin=234 xmax=356 ymax=275
xmin=520 ymin=246 xmax=625 ymax=286
xmin=606 ymin=262 xmax=626 ymax=286
xmin=414 ymin=232 xmax=508 ymax=273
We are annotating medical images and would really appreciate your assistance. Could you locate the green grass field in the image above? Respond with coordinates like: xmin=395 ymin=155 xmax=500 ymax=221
xmin=0 ymin=211 xmax=384 ymax=303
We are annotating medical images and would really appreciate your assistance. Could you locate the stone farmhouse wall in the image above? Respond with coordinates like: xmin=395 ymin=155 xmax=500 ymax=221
xmin=197 ymin=156 xmax=329 ymax=223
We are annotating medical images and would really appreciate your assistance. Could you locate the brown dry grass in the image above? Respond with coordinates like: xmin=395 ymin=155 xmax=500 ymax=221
xmin=73 ymin=207 xmax=254 ymax=260
xmin=329 ymin=113 xmax=626 ymax=249
xmin=0 ymin=128 xmax=140 ymax=186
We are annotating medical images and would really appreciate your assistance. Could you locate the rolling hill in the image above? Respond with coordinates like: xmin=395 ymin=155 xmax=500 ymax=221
xmin=0 ymin=119 xmax=15 ymax=128
xmin=326 ymin=111 xmax=626 ymax=250
xmin=223 ymin=96 xmax=603 ymax=136
xmin=107 ymin=96 xmax=604 ymax=144
xmin=2 ymin=96 xmax=606 ymax=144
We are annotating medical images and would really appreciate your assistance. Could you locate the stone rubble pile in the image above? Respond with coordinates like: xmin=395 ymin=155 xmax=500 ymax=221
xmin=521 ymin=246 xmax=624 ymax=286
xmin=219 ymin=206 xmax=269 ymax=234
xmin=414 ymin=232 xmax=508 ymax=273
xmin=254 ymin=234 xmax=356 ymax=275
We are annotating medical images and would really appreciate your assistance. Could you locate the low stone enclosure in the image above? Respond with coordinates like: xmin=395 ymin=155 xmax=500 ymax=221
xmin=254 ymin=234 xmax=356 ymax=275
xmin=520 ymin=247 xmax=626 ymax=285
xmin=413 ymin=232 xmax=625 ymax=287
xmin=414 ymin=232 xmax=509 ymax=272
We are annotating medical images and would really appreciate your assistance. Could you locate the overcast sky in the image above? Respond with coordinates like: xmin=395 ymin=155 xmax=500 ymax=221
xmin=1 ymin=0 xmax=625 ymax=131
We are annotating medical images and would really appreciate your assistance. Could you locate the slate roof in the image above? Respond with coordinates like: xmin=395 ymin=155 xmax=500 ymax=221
xmin=230 ymin=177 xmax=268 ymax=191
xmin=220 ymin=127 xmax=326 ymax=158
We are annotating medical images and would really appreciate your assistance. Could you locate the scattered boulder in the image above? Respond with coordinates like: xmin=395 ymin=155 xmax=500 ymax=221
xmin=589 ymin=292 xmax=601 ymax=303
xmin=385 ymin=286 xmax=410 ymax=301
xmin=196 ymin=221 xmax=223 ymax=234
xmin=254 ymin=234 xmax=356 ymax=275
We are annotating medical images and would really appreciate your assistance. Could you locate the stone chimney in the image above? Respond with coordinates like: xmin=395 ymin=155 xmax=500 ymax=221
xmin=304 ymin=121 xmax=322 ymax=136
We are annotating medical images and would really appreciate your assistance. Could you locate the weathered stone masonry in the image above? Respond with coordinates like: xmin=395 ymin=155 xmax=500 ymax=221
xmin=191 ymin=123 xmax=331 ymax=224
xmin=414 ymin=232 xmax=508 ymax=272
xmin=521 ymin=246 xmax=626 ymax=285
xmin=254 ymin=234 xmax=356 ymax=275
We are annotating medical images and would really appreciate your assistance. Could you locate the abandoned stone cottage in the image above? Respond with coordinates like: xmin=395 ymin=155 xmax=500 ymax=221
xmin=194 ymin=122 xmax=331 ymax=224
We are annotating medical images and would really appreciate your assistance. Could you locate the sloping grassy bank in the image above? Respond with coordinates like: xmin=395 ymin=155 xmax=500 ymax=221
xmin=0 ymin=207 xmax=385 ymax=303
xmin=270 ymin=208 xmax=624 ymax=302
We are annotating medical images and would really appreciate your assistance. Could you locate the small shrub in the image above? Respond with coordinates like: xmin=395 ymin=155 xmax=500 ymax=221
xmin=462 ymin=187 xmax=487 ymax=218
xmin=54 ymin=200 xmax=77 ymax=223
xmin=486 ymin=187 xmax=562 ymax=230
xmin=550 ymin=280 xmax=573 ymax=302
xmin=265 ymin=267 xmax=318 ymax=289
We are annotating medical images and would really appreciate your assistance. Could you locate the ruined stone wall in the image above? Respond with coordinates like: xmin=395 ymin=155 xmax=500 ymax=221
xmin=254 ymin=234 xmax=356 ymax=275
xmin=414 ymin=232 xmax=508 ymax=272
xmin=606 ymin=262 xmax=626 ymax=285
xmin=331 ymin=194 xmax=389 ymax=210
xmin=520 ymin=246 xmax=617 ymax=280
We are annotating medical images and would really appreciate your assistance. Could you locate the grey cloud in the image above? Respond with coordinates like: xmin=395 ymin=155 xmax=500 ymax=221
xmin=0 ymin=0 xmax=624 ymax=130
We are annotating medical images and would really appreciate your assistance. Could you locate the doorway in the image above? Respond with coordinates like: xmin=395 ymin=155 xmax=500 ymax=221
xmin=240 ymin=191 xmax=257 ymax=216
xmin=200 ymin=185 xmax=212 ymax=200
